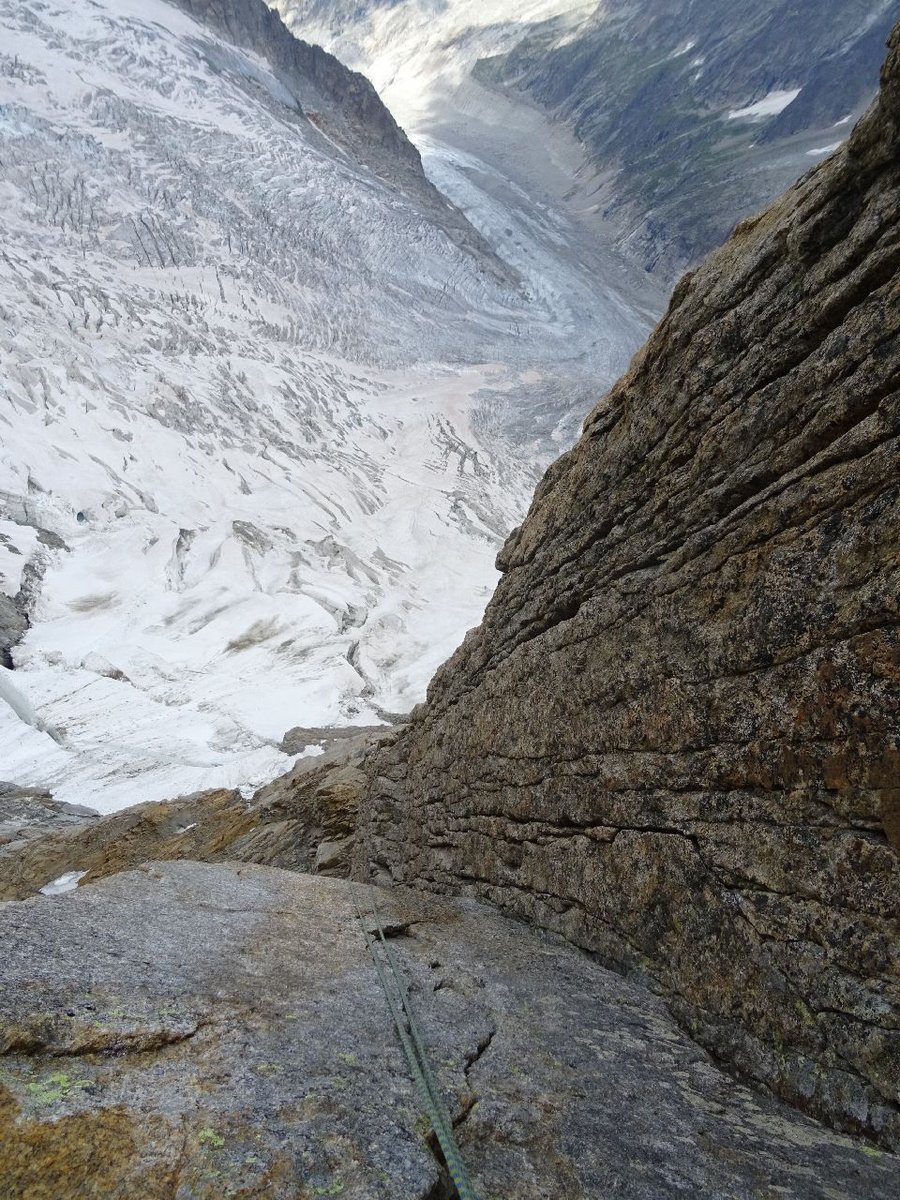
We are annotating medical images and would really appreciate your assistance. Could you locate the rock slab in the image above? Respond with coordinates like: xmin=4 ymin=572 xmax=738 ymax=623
xmin=2 ymin=861 xmax=899 ymax=1198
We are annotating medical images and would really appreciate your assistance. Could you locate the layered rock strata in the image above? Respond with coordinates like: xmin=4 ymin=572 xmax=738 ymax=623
xmin=355 ymin=28 xmax=900 ymax=1148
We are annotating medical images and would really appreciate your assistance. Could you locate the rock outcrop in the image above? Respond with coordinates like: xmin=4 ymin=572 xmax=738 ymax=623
xmin=0 ymin=730 xmax=388 ymax=900
xmin=2 ymin=861 xmax=898 ymax=1198
xmin=0 ymin=594 xmax=26 ymax=670
xmin=355 ymin=28 xmax=900 ymax=1148
xmin=0 ymin=523 xmax=59 ymax=669
xmin=0 ymin=783 xmax=97 ymax=840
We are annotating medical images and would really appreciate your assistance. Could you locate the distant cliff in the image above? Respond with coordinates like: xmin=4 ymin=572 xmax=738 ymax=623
xmin=356 ymin=25 xmax=900 ymax=1149
xmin=172 ymin=0 xmax=421 ymax=173
xmin=476 ymin=0 xmax=900 ymax=276
xmin=170 ymin=0 xmax=509 ymax=273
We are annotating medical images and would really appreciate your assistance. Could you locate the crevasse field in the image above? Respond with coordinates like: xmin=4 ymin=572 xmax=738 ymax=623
xmin=0 ymin=0 xmax=659 ymax=811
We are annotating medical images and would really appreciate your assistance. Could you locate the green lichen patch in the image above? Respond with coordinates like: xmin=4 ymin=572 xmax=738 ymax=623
xmin=198 ymin=1126 xmax=226 ymax=1149
xmin=25 ymin=1072 xmax=93 ymax=1106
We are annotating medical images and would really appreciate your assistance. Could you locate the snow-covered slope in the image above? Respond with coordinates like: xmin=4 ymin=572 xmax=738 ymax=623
xmin=0 ymin=0 xmax=656 ymax=811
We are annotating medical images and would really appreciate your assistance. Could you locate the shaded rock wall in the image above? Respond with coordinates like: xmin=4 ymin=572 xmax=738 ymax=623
xmin=0 ymin=525 xmax=59 ymax=669
xmin=356 ymin=29 xmax=900 ymax=1148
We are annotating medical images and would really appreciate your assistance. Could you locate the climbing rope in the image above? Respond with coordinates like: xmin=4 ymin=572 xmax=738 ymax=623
xmin=354 ymin=885 xmax=480 ymax=1200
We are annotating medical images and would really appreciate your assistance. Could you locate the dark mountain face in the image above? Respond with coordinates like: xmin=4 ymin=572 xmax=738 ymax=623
xmin=475 ymin=0 xmax=900 ymax=275
xmin=758 ymin=11 xmax=899 ymax=140
xmin=172 ymin=0 xmax=420 ymax=173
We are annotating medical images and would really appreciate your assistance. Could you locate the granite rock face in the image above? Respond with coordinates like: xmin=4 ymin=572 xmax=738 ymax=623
xmin=2 ymin=861 xmax=899 ymax=1199
xmin=0 ymin=783 xmax=98 ymax=845
xmin=356 ymin=29 xmax=900 ymax=1149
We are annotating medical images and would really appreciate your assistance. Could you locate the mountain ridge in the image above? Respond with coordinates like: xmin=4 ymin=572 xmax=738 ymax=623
xmin=171 ymin=0 xmax=514 ymax=275
xmin=267 ymin=0 xmax=900 ymax=276
xmin=475 ymin=0 xmax=900 ymax=273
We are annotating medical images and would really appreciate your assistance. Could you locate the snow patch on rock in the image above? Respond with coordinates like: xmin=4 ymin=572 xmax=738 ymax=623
xmin=728 ymin=87 xmax=802 ymax=120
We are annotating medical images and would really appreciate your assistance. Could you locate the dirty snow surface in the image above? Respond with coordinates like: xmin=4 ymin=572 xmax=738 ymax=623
xmin=0 ymin=0 xmax=656 ymax=811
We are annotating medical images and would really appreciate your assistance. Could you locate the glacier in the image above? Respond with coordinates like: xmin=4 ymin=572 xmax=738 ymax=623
xmin=0 ymin=0 xmax=659 ymax=811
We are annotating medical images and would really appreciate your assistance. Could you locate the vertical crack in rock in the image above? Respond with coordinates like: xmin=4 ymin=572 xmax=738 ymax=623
xmin=456 ymin=1026 xmax=496 ymax=1130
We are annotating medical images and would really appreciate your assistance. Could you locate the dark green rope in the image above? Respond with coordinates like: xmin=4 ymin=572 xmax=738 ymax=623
xmin=369 ymin=898 xmax=462 ymax=1169
xmin=354 ymin=887 xmax=480 ymax=1200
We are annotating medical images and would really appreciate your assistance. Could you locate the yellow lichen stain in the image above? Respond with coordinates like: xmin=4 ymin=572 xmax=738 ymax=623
xmin=0 ymin=1089 xmax=290 ymax=1199
xmin=0 ymin=1087 xmax=170 ymax=1199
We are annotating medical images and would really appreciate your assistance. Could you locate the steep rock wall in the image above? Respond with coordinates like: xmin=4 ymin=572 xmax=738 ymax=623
xmin=356 ymin=28 xmax=900 ymax=1147
xmin=172 ymin=0 xmax=420 ymax=168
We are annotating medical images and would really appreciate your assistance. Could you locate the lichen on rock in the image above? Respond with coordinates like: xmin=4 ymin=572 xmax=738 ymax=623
xmin=1 ymin=861 xmax=898 ymax=1198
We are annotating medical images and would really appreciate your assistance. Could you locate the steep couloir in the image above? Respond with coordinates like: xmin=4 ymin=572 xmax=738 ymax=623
xmin=356 ymin=25 xmax=900 ymax=1149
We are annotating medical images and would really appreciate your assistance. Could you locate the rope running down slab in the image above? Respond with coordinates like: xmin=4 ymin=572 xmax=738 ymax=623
xmin=354 ymin=886 xmax=480 ymax=1200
